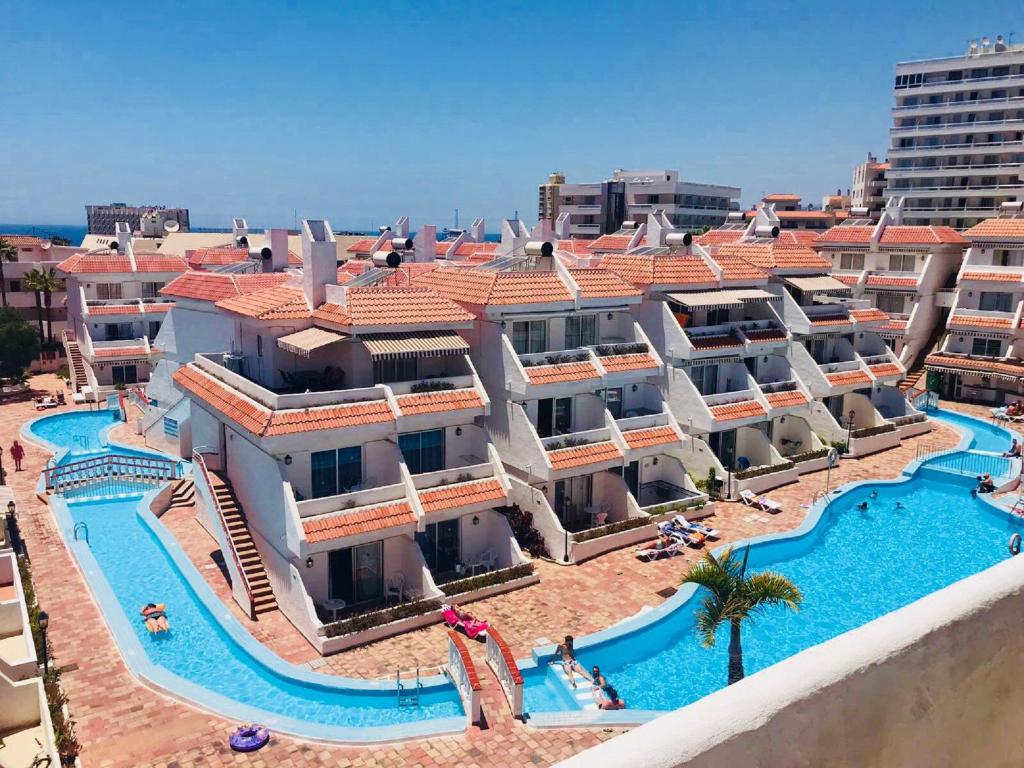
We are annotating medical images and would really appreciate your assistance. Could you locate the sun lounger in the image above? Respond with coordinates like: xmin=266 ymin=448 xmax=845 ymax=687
xmin=739 ymin=489 xmax=783 ymax=513
xmin=658 ymin=522 xmax=705 ymax=547
xmin=441 ymin=604 xmax=489 ymax=640
xmin=672 ymin=515 xmax=719 ymax=539
xmin=635 ymin=540 xmax=686 ymax=561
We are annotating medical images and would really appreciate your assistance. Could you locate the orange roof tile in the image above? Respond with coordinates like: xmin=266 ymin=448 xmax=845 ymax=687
xmin=948 ymin=313 xmax=1013 ymax=329
xmin=394 ymin=388 xmax=484 ymax=416
xmin=961 ymin=271 xmax=1022 ymax=283
xmin=303 ymin=502 xmax=416 ymax=543
xmin=925 ymin=353 xmax=1024 ymax=379
xmin=764 ymin=193 xmax=801 ymax=202
xmin=777 ymin=230 xmax=823 ymax=247
xmin=834 ymin=273 xmax=862 ymax=285
xmin=764 ymin=390 xmax=809 ymax=408
xmin=160 ymin=272 xmax=291 ymax=303
xmin=600 ymin=254 xmax=718 ymax=287
xmin=524 ymin=361 xmax=600 ymax=385
xmin=92 ymin=346 xmax=147 ymax=358
xmin=548 ymin=441 xmax=623 ymax=470
xmin=622 ymin=426 xmax=679 ymax=449
xmin=869 ymin=363 xmax=903 ymax=377
xmin=132 ymin=253 xmax=189 ymax=273
xmin=689 ymin=331 xmax=743 ymax=350
xmin=413 ymin=268 xmax=573 ymax=308
xmin=345 ymin=238 xmax=382 ymax=255
xmin=567 ymin=268 xmax=642 ymax=299
xmin=709 ymin=400 xmax=766 ymax=421
xmin=588 ymin=234 xmax=635 ymax=252
xmin=312 ymin=286 xmax=474 ymax=328
xmin=825 ymin=370 xmax=871 ymax=386
xmin=850 ymin=307 xmax=889 ymax=323
xmin=557 ymin=239 xmax=595 ymax=256
xmin=816 ymin=226 xmax=874 ymax=245
xmin=56 ymin=252 xmax=133 ymax=274
xmin=188 ymin=246 xmax=296 ymax=270
xmin=964 ymin=218 xmax=1024 ymax=240
xmin=0 ymin=234 xmax=44 ymax=247
xmin=87 ymin=304 xmax=141 ymax=316
xmin=713 ymin=242 xmax=830 ymax=271
xmin=881 ymin=318 xmax=908 ymax=333
xmin=696 ymin=229 xmax=745 ymax=246
xmin=809 ymin=314 xmax=853 ymax=327
xmin=418 ymin=478 xmax=506 ymax=513
xmin=865 ymin=274 xmax=917 ymax=288
xmin=742 ymin=327 xmax=788 ymax=342
xmin=216 ymin=286 xmax=311 ymax=320
xmin=452 ymin=241 xmax=498 ymax=257
xmin=713 ymin=255 xmax=771 ymax=283
xmin=878 ymin=226 xmax=967 ymax=246
xmin=597 ymin=353 xmax=659 ymax=372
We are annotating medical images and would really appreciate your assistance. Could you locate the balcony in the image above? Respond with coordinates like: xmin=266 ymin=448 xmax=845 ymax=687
xmin=701 ymin=389 xmax=767 ymax=427
xmin=859 ymin=352 xmax=905 ymax=383
xmin=957 ymin=263 xmax=1024 ymax=285
xmin=590 ymin=341 xmax=663 ymax=381
xmin=683 ymin=325 xmax=745 ymax=359
xmin=890 ymin=117 xmax=1024 ymax=136
xmin=946 ymin=307 xmax=1017 ymax=334
xmin=541 ymin=427 xmax=623 ymax=481
xmin=734 ymin=320 xmax=789 ymax=352
xmin=411 ymin=444 xmax=509 ymax=522
xmin=79 ymin=328 xmax=151 ymax=363
xmin=614 ymin=410 xmax=683 ymax=460
xmin=892 ymin=94 xmax=1024 ymax=114
xmin=295 ymin=481 xmax=412 ymax=555
xmin=817 ymin=359 xmax=873 ymax=392
xmin=758 ymin=379 xmax=812 ymax=414
xmin=863 ymin=271 xmax=920 ymax=292
xmin=889 ymin=141 xmax=1023 ymax=158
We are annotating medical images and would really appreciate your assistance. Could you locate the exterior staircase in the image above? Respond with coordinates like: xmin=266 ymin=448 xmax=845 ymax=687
xmin=63 ymin=332 xmax=88 ymax=392
xmin=209 ymin=471 xmax=278 ymax=617
xmin=165 ymin=478 xmax=195 ymax=511
xmin=898 ymin=367 xmax=927 ymax=393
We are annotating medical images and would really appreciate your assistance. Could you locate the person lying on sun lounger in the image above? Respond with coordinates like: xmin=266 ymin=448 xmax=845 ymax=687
xmin=659 ymin=521 xmax=705 ymax=547
xmin=550 ymin=635 xmax=591 ymax=689
xmin=636 ymin=533 xmax=674 ymax=553
xmin=441 ymin=604 xmax=490 ymax=640
xmin=593 ymin=684 xmax=626 ymax=710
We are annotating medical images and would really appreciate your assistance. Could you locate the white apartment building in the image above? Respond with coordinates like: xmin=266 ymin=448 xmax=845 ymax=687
xmin=851 ymin=153 xmax=889 ymax=213
xmin=885 ymin=36 xmax=1024 ymax=229
xmin=925 ymin=206 xmax=1024 ymax=403
xmin=538 ymin=169 xmax=740 ymax=238
xmin=818 ymin=198 xmax=969 ymax=370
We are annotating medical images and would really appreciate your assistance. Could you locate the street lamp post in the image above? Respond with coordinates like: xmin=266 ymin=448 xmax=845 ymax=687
xmin=38 ymin=610 xmax=49 ymax=675
xmin=846 ymin=409 xmax=855 ymax=451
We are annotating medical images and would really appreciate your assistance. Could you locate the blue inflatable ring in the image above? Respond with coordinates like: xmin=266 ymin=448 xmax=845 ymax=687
xmin=229 ymin=724 xmax=270 ymax=752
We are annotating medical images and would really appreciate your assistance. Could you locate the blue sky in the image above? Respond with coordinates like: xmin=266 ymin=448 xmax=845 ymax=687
xmin=1 ymin=1 xmax=1021 ymax=230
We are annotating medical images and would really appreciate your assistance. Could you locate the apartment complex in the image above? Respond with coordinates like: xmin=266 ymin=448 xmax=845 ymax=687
xmin=851 ymin=153 xmax=889 ymax=213
xmin=0 ymin=234 xmax=74 ymax=347
xmin=925 ymin=205 xmax=1024 ymax=403
xmin=539 ymin=169 xmax=740 ymax=238
xmin=742 ymin=194 xmax=845 ymax=231
xmin=885 ymin=36 xmax=1024 ymax=229
xmin=86 ymin=203 xmax=190 ymax=236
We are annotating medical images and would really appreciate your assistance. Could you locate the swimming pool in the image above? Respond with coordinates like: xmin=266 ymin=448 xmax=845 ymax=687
xmin=25 ymin=409 xmax=465 ymax=742
xmin=520 ymin=407 xmax=1024 ymax=721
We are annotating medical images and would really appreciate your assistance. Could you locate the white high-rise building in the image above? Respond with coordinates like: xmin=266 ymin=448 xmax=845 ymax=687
xmin=885 ymin=35 xmax=1024 ymax=229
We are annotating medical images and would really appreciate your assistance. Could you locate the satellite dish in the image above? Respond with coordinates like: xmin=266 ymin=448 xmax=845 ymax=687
xmin=385 ymin=251 xmax=402 ymax=269
xmin=40 ymin=239 xmax=52 ymax=250
xmin=163 ymin=220 xmax=180 ymax=233
xmin=260 ymin=247 xmax=272 ymax=260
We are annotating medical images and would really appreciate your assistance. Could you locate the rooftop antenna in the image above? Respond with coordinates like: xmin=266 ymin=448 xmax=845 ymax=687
xmin=454 ymin=208 xmax=459 ymax=229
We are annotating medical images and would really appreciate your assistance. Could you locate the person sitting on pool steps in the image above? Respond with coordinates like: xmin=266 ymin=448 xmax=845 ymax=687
xmin=551 ymin=635 xmax=591 ymax=689
xmin=976 ymin=474 xmax=996 ymax=495
xmin=1003 ymin=439 xmax=1021 ymax=458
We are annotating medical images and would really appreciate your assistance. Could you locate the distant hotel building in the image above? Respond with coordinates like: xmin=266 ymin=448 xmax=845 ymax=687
xmin=852 ymin=153 xmax=889 ymax=214
xmin=86 ymin=203 xmax=190 ymax=236
xmin=539 ymin=169 xmax=740 ymax=238
xmin=885 ymin=35 xmax=1024 ymax=229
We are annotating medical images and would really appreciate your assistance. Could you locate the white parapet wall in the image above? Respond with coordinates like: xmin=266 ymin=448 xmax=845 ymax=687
xmin=555 ymin=553 xmax=1024 ymax=768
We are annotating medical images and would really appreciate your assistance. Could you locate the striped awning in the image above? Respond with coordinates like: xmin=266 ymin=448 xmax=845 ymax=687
xmin=277 ymin=327 xmax=348 ymax=357
xmin=783 ymin=276 xmax=852 ymax=295
xmin=360 ymin=330 xmax=469 ymax=360
xmin=667 ymin=289 xmax=776 ymax=310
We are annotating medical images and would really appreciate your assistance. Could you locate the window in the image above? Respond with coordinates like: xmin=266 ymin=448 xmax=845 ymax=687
xmin=888 ymin=253 xmax=915 ymax=272
xmin=875 ymin=293 xmax=905 ymax=314
xmin=512 ymin=320 xmax=547 ymax=354
xmin=399 ymin=429 xmax=445 ymax=475
xmin=554 ymin=397 xmax=572 ymax=434
xmin=310 ymin=446 xmax=363 ymax=499
xmin=603 ymin=387 xmax=623 ymax=419
xmin=96 ymin=283 xmax=122 ymax=300
xmin=980 ymin=292 xmax=1013 ymax=312
xmin=9 ymin=280 xmax=20 ymax=293
xmin=564 ymin=315 xmax=597 ymax=348
xmin=148 ymin=321 xmax=161 ymax=338
xmin=971 ymin=337 xmax=1003 ymax=357
xmin=373 ymin=357 xmax=417 ymax=384
xmin=329 ymin=542 xmax=383 ymax=604
xmin=111 ymin=365 xmax=138 ymax=385
xmin=995 ymin=249 xmax=1024 ymax=267
xmin=839 ymin=253 xmax=865 ymax=270
xmin=688 ymin=364 xmax=718 ymax=395
xmin=141 ymin=282 xmax=162 ymax=298
xmin=256 ymin=335 xmax=262 ymax=357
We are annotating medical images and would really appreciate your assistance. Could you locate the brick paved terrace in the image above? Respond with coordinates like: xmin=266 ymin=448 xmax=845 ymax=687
xmin=2 ymin=374 xmax=977 ymax=767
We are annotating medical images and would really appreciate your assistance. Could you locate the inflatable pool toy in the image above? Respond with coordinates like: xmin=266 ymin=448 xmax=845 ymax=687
xmin=229 ymin=724 xmax=270 ymax=752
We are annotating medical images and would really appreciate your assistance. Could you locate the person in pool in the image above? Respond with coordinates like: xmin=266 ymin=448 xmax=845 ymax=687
xmin=975 ymin=474 xmax=996 ymax=494
xmin=140 ymin=603 xmax=169 ymax=633
xmin=593 ymin=684 xmax=626 ymax=710
xmin=551 ymin=635 xmax=591 ymax=689
xmin=590 ymin=665 xmax=609 ymax=691
xmin=1003 ymin=439 xmax=1021 ymax=458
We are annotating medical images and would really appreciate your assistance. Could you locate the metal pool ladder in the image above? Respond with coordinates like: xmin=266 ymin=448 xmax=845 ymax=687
xmin=396 ymin=666 xmax=422 ymax=707
xmin=73 ymin=522 xmax=89 ymax=544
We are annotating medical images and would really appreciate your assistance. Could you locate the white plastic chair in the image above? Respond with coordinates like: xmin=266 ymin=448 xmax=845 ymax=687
xmin=386 ymin=572 xmax=405 ymax=605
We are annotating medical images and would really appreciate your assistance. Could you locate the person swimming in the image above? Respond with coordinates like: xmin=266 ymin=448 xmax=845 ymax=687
xmin=140 ymin=603 xmax=169 ymax=633
xmin=856 ymin=501 xmax=869 ymax=511
xmin=870 ymin=490 xmax=879 ymax=500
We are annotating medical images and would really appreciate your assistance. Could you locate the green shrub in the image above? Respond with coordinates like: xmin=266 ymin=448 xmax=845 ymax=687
xmin=850 ymin=423 xmax=897 ymax=439
xmin=735 ymin=460 xmax=795 ymax=480
xmin=572 ymin=515 xmax=650 ymax=542
xmin=829 ymin=440 xmax=849 ymax=455
xmin=496 ymin=504 xmax=550 ymax=558
xmin=323 ymin=598 xmax=444 ymax=638
xmin=787 ymin=448 xmax=830 ymax=463
xmin=410 ymin=379 xmax=457 ymax=394
xmin=441 ymin=563 xmax=535 ymax=597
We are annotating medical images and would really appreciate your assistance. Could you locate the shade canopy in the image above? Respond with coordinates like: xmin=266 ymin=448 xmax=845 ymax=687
xmin=667 ymin=288 xmax=777 ymax=310
xmin=360 ymin=330 xmax=470 ymax=360
xmin=277 ymin=327 xmax=348 ymax=357
xmin=783 ymin=276 xmax=852 ymax=295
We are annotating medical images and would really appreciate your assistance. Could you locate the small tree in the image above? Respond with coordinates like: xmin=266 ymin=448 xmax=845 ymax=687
xmin=0 ymin=306 xmax=40 ymax=380
xmin=24 ymin=267 xmax=61 ymax=343
xmin=0 ymin=237 xmax=16 ymax=307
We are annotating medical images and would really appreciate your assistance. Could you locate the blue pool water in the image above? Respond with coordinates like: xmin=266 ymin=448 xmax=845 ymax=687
xmin=31 ymin=408 xmax=120 ymax=454
xmin=927 ymin=407 xmax=1017 ymax=453
xmin=523 ymin=407 xmax=1024 ymax=715
xmin=27 ymin=410 xmax=463 ymax=736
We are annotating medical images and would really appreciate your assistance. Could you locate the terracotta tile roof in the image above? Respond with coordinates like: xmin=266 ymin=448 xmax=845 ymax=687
xmin=948 ymin=313 xmax=1013 ymax=329
xmin=418 ymin=478 xmax=506 ymax=513
xmin=777 ymin=230 xmax=823 ymax=247
xmin=0 ymin=234 xmax=44 ymax=247
xmin=588 ymin=234 xmax=634 ymax=252
xmin=809 ymin=314 xmax=853 ymax=327
xmin=92 ymin=346 xmax=147 ymax=358
xmin=622 ymin=426 xmax=679 ymax=449
xmin=742 ymin=327 xmax=788 ymax=342
xmin=599 ymin=254 xmax=718 ymax=287
xmin=160 ymin=272 xmax=291 ymax=303
xmin=881 ymin=318 xmax=908 ymax=333
xmin=713 ymin=242 xmax=830 ymax=271
xmin=696 ymin=229 xmax=745 ymax=246
xmin=709 ymin=400 xmax=766 ymax=422
xmin=346 ymin=238 xmax=381 ymax=255
xmin=216 ymin=286 xmax=311 ymax=320
xmin=869 ymin=363 xmax=903 ymax=377
xmin=186 ymin=246 xmax=300 ymax=269
xmin=925 ymin=353 xmax=1024 ymax=379
xmin=131 ymin=253 xmax=189 ymax=273
xmin=144 ymin=302 xmax=174 ymax=313
xmin=524 ymin=361 xmax=600 ymax=385
xmin=834 ymin=272 xmax=862 ymax=285
xmin=312 ymin=286 xmax=474 ymax=328
xmin=688 ymin=331 xmax=743 ymax=350
xmin=850 ymin=308 xmax=889 ymax=323
xmin=453 ymin=241 xmax=498 ymax=257
xmin=713 ymin=255 xmax=770 ymax=283
xmin=56 ymin=252 xmax=133 ymax=274
xmin=764 ymin=390 xmax=809 ymax=408
xmin=394 ymin=388 xmax=484 ymax=416
xmin=865 ymin=274 xmax=918 ymax=288
xmin=413 ymin=268 xmax=573 ymax=307
xmin=774 ymin=210 xmax=834 ymax=220
xmin=961 ymin=270 xmax=1023 ymax=283
xmin=816 ymin=226 xmax=874 ymax=245
xmin=878 ymin=226 xmax=967 ymax=246
xmin=548 ymin=441 xmax=623 ymax=470
xmin=964 ymin=218 xmax=1024 ymax=240
xmin=764 ymin=193 xmax=801 ymax=202
xmin=87 ymin=304 xmax=141 ymax=316
xmin=303 ymin=502 xmax=416 ymax=543
xmin=825 ymin=370 xmax=871 ymax=386
xmin=567 ymin=268 xmax=642 ymax=299
xmin=172 ymin=364 xmax=395 ymax=437
xmin=597 ymin=353 xmax=659 ymax=372
xmin=557 ymin=239 xmax=595 ymax=256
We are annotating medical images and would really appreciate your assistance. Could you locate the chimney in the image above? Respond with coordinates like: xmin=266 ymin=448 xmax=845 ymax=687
xmin=232 ymin=218 xmax=249 ymax=245
xmin=554 ymin=212 xmax=571 ymax=239
xmin=301 ymin=219 xmax=337 ymax=308
xmin=115 ymin=222 xmax=132 ymax=254
xmin=267 ymin=228 xmax=288 ymax=272
xmin=394 ymin=216 xmax=410 ymax=238
xmin=470 ymin=218 xmax=486 ymax=242
xmin=413 ymin=225 xmax=436 ymax=263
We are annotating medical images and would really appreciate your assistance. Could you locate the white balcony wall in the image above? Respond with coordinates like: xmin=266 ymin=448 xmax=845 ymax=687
xmin=284 ymin=439 xmax=402 ymax=501
xmin=802 ymin=398 xmax=847 ymax=443
xmin=771 ymin=416 xmax=822 ymax=458
xmin=749 ymin=351 xmax=794 ymax=385
xmin=735 ymin=426 xmax=782 ymax=469
xmin=507 ymin=477 xmax=570 ymax=562
xmin=458 ymin=510 xmax=528 ymax=571
xmin=788 ymin=341 xmax=832 ymax=398
xmin=663 ymin=365 xmax=716 ymax=433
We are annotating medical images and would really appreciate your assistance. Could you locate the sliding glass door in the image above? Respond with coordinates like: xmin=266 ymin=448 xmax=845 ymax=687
xmin=399 ymin=430 xmax=445 ymax=474
xmin=328 ymin=541 xmax=384 ymax=605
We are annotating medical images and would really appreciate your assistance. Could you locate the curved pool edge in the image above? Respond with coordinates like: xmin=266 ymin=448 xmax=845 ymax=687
xmin=29 ymin=411 xmax=468 ymax=743
xmin=518 ymin=407 xmax=1023 ymax=725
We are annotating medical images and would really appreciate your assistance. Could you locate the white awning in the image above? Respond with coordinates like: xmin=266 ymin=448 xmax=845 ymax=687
xmin=277 ymin=327 xmax=348 ymax=357
xmin=360 ymin=330 xmax=470 ymax=360
xmin=783 ymin=276 xmax=852 ymax=295
xmin=667 ymin=289 xmax=776 ymax=310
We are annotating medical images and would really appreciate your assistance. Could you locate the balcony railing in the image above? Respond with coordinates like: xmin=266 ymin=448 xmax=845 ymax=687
xmin=542 ymin=427 xmax=612 ymax=452
xmin=891 ymin=117 xmax=1024 ymax=134
xmin=702 ymin=388 xmax=759 ymax=408
xmin=295 ymin=482 xmax=408 ymax=519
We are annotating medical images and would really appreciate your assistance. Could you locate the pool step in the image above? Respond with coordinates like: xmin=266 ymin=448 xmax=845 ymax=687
xmin=208 ymin=472 xmax=278 ymax=619
xmin=550 ymin=666 xmax=599 ymax=711
xmin=165 ymin=479 xmax=195 ymax=512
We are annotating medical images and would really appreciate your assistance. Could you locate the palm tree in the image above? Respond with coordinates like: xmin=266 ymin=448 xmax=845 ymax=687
xmin=682 ymin=546 xmax=802 ymax=685
xmin=24 ymin=268 xmax=61 ymax=344
xmin=0 ymin=237 xmax=16 ymax=307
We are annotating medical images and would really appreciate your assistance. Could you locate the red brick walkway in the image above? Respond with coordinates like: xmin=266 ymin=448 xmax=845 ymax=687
xmin=4 ymin=374 xmax=965 ymax=766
